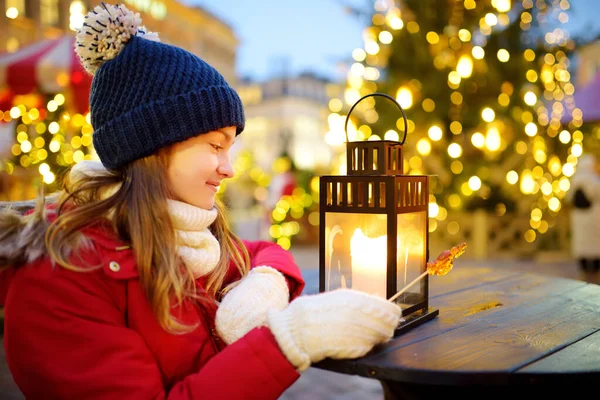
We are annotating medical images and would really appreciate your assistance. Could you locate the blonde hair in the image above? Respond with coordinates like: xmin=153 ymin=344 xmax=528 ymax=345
xmin=45 ymin=151 xmax=250 ymax=333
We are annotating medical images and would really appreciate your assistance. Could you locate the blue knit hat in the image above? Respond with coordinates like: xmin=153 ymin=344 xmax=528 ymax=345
xmin=75 ymin=3 xmax=245 ymax=170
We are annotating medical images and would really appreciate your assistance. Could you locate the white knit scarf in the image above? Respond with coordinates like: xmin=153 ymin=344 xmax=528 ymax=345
xmin=167 ymin=199 xmax=221 ymax=278
xmin=70 ymin=160 xmax=221 ymax=278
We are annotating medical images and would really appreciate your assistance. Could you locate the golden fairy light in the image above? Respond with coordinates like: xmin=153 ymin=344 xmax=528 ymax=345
xmin=456 ymin=55 xmax=474 ymax=78
xmin=428 ymin=125 xmax=443 ymax=141
xmin=396 ymin=86 xmax=413 ymax=109
xmin=493 ymin=0 xmax=512 ymax=13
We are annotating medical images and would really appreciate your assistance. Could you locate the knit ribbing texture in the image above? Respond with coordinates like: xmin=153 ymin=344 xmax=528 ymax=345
xmin=215 ymin=266 xmax=290 ymax=344
xmin=267 ymin=289 xmax=402 ymax=372
xmin=88 ymin=35 xmax=245 ymax=169
xmin=167 ymin=199 xmax=220 ymax=278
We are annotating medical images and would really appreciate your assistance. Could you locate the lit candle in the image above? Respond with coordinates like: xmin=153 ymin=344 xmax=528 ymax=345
xmin=350 ymin=227 xmax=425 ymax=299
xmin=350 ymin=228 xmax=387 ymax=298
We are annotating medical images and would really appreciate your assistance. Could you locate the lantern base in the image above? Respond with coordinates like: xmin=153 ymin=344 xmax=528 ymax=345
xmin=394 ymin=307 xmax=439 ymax=336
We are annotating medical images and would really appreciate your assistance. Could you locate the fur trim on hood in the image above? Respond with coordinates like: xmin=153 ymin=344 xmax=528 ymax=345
xmin=0 ymin=197 xmax=54 ymax=268
xmin=0 ymin=162 xmax=103 ymax=269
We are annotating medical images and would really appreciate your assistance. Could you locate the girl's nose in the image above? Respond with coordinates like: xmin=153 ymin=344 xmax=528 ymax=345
xmin=218 ymin=155 xmax=235 ymax=179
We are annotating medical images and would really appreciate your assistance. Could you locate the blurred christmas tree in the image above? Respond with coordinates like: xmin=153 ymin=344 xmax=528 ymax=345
xmin=327 ymin=0 xmax=584 ymax=245
xmin=1 ymin=93 xmax=95 ymax=200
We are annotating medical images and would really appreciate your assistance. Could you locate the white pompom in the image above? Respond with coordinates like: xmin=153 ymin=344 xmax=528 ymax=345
xmin=75 ymin=3 xmax=160 ymax=75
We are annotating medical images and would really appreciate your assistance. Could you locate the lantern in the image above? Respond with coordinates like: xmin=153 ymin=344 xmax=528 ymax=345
xmin=319 ymin=93 xmax=438 ymax=335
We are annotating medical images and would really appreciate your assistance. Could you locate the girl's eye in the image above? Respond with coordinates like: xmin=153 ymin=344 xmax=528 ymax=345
xmin=211 ymin=144 xmax=223 ymax=151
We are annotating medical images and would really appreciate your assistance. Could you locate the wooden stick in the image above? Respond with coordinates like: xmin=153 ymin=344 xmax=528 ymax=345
xmin=388 ymin=243 xmax=466 ymax=303
xmin=388 ymin=270 xmax=428 ymax=303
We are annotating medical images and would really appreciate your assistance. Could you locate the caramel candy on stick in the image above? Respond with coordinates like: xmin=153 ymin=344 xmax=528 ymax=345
xmin=427 ymin=241 xmax=467 ymax=276
xmin=388 ymin=242 xmax=467 ymax=303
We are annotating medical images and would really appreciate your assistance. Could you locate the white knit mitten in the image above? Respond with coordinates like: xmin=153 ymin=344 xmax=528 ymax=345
xmin=215 ymin=266 xmax=289 ymax=344
xmin=267 ymin=289 xmax=402 ymax=372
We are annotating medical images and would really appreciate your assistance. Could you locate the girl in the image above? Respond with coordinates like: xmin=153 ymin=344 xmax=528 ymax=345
xmin=0 ymin=4 xmax=401 ymax=399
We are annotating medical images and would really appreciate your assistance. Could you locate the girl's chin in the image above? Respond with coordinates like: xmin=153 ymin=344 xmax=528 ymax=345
xmin=184 ymin=196 xmax=215 ymax=210
xmin=200 ymin=198 xmax=216 ymax=210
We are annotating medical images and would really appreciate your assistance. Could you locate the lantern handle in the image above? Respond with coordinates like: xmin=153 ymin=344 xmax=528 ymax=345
xmin=344 ymin=92 xmax=408 ymax=145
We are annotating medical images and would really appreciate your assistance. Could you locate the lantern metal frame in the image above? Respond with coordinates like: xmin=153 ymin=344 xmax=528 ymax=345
xmin=318 ymin=93 xmax=438 ymax=336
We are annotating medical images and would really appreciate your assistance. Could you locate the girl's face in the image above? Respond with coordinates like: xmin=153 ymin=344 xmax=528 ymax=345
xmin=166 ymin=126 xmax=236 ymax=209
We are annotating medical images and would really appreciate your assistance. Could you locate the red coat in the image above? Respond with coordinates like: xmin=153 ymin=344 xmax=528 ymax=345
xmin=1 ymin=221 xmax=305 ymax=399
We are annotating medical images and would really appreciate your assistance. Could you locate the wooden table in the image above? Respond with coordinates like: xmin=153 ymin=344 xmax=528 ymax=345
xmin=314 ymin=267 xmax=600 ymax=399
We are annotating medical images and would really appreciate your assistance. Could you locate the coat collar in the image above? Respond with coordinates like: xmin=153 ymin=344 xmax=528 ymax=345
xmin=0 ymin=200 xmax=213 ymax=284
xmin=82 ymin=222 xmax=211 ymax=288
xmin=81 ymin=223 xmax=140 ymax=280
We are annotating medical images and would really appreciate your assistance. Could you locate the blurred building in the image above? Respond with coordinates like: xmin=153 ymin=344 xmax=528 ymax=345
xmin=236 ymin=72 xmax=343 ymax=172
xmin=0 ymin=0 xmax=239 ymax=83
xmin=572 ymin=37 xmax=600 ymax=128
xmin=575 ymin=36 xmax=600 ymax=87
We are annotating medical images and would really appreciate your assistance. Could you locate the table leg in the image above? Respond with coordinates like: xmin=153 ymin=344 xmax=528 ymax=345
xmin=380 ymin=381 xmax=415 ymax=400
xmin=380 ymin=380 xmax=572 ymax=400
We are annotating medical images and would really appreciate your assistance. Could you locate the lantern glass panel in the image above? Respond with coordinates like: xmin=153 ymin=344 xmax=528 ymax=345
xmin=324 ymin=212 xmax=388 ymax=298
xmin=395 ymin=211 xmax=427 ymax=309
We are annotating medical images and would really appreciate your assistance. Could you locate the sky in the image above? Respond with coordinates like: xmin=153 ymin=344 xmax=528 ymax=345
xmin=189 ymin=0 xmax=600 ymax=83
xmin=188 ymin=0 xmax=365 ymax=81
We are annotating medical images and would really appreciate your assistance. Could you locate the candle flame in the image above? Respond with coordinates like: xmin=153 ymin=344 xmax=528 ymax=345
xmin=426 ymin=242 xmax=467 ymax=276
xmin=350 ymin=228 xmax=389 ymax=262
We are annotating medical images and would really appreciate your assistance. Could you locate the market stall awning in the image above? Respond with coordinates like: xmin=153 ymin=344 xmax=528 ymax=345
xmin=0 ymin=35 xmax=92 ymax=114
